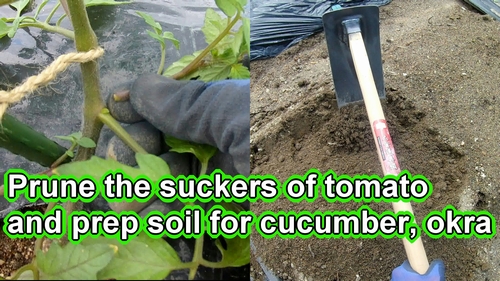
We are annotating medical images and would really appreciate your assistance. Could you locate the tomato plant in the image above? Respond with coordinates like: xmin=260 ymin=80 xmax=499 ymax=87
xmin=0 ymin=0 xmax=250 ymax=279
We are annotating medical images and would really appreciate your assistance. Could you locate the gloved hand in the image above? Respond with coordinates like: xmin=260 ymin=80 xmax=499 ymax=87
xmin=97 ymin=73 xmax=250 ymax=280
xmin=100 ymin=73 xmax=250 ymax=213
xmin=391 ymin=259 xmax=445 ymax=281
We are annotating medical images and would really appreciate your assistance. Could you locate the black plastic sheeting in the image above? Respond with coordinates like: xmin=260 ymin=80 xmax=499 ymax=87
xmin=0 ymin=1 xmax=248 ymax=280
xmin=250 ymin=0 xmax=392 ymax=61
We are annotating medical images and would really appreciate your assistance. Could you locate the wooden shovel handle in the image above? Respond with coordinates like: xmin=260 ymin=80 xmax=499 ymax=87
xmin=347 ymin=31 xmax=430 ymax=275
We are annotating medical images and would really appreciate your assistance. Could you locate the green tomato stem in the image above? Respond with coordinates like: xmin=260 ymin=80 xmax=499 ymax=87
xmin=19 ymin=20 xmax=74 ymax=39
xmin=34 ymin=0 xmax=49 ymax=19
xmin=56 ymin=14 xmax=67 ymax=26
xmin=22 ymin=16 xmax=37 ymax=23
xmin=59 ymin=0 xmax=105 ymax=246
xmin=97 ymin=109 xmax=148 ymax=154
xmin=7 ymin=263 xmax=38 ymax=280
xmin=50 ymin=142 xmax=77 ymax=168
xmin=45 ymin=1 xmax=60 ymax=24
xmin=4 ymin=17 xmax=36 ymax=23
xmin=199 ymin=259 xmax=232 ymax=269
xmin=0 ymin=0 xmax=17 ymax=7
xmin=170 ymin=261 xmax=196 ymax=271
xmin=157 ymin=45 xmax=166 ymax=75
xmin=170 ymin=10 xmax=241 ymax=79
xmin=66 ymin=0 xmax=105 ymax=162
xmin=189 ymin=235 xmax=205 ymax=280
xmin=199 ymin=161 xmax=208 ymax=177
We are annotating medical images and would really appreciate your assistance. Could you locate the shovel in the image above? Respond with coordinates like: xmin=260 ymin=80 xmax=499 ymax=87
xmin=322 ymin=5 xmax=430 ymax=275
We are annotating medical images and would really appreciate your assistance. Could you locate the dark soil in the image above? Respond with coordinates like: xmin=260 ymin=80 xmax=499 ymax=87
xmin=0 ymin=205 xmax=45 ymax=279
xmin=249 ymin=1 xmax=500 ymax=280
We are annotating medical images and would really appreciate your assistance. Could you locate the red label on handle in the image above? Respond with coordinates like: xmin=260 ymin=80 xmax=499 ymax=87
xmin=373 ymin=120 xmax=401 ymax=175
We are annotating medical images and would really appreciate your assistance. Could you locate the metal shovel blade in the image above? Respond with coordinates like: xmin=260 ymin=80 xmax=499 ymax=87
xmin=322 ymin=5 xmax=385 ymax=108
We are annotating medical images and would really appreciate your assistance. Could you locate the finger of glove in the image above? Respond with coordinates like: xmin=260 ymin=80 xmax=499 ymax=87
xmin=106 ymin=83 xmax=144 ymax=124
xmin=129 ymin=73 xmax=250 ymax=176
xmin=206 ymin=150 xmax=238 ymax=176
xmin=106 ymin=121 xmax=163 ymax=166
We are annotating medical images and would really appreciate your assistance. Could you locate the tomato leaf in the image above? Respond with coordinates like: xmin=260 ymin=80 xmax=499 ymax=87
xmin=76 ymin=137 xmax=96 ymax=148
xmin=165 ymin=136 xmax=218 ymax=165
xmin=231 ymin=25 xmax=244 ymax=56
xmin=147 ymin=29 xmax=165 ymax=49
xmin=9 ymin=0 xmax=30 ymax=14
xmin=7 ymin=264 xmax=34 ymax=280
xmin=213 ymin=202 xmax=250 ymax=267
xmin=162 ymin=51 xmax=202 ymax=79
xmin=201 ymin=8 xmax=224 ymax=43
xmin=34 ymin=0 xmax=50 ymax=19
xmin=136 ymin=152 xmax=171 ymax=179
xmin=234 ymin=0 xmax=247 ymax=13
xmin=7 ymin=15 xmax=23 ymax=38
xmin=229 ymin=63 xmax=250 ymax=79
xmin=198 ymin=62 xmax=232 ymax=82
xmin=36 ymin=242 xmax=116 ymax=279
xmin=194 ymin=48 xmax=239 ymax=82
xmin=80 ymin=233 xmax=182 ymax=280
xmin=241 ymin=17 xmax=250 ymax=53
xmin=201 ymin=9 xmax=233 ymax=53
xmin=136 ymin=11 xmax=162 ymax=33
xmin=162 ymin=31 xmax=180 ymax=49
xmin=68 ymin=132 xmax=82 ymax=139
xmin=215 ymin=0 xmax=237 ymax=17
xmin=0 ymin=19 xmax=10 ymax=39
xmin=215 ymin=230 xmax=250 ymax=268
xmin=53 ymin=153 xmax=171 ymax=180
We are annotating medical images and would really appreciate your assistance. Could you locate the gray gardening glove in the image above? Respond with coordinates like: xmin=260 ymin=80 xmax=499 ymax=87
xmin=102 ymin=73 xmax=250 ymax=213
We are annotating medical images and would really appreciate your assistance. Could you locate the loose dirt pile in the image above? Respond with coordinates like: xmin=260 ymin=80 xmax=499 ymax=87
xmin=0 ymin=205 xmax=45 ymax=278
xmin=250 ymin=0 xmax=500 ymax=280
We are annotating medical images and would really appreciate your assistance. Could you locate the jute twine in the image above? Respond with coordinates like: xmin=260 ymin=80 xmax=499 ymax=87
xmin=0 ymin=47 xmax=105 ymax=120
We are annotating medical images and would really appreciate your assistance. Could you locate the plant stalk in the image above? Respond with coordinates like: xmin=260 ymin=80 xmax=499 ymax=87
xmin=119 ymin=12 xmax=243 ymax=101
xmin=158 ymin=46 xmax=166 ymax=75
xmin=189 ymin=235 xmax=205 ymax=280
xmin=98 ymin=109 xmax=148 ymax=154
xmin=66 ymin=0 xmax=105 ymax=162
xmin=45 ymin=2 xmax=60 ymax=23
xmin=199 ymin=161 xmax=208 ymax=177
xmin=19 ymin=21 xmax=74 ymax=39
xmin=51 ymin=142 xmax=77 ymax=168
xmin=56 ymin=14 xmax=67 ymax=27
xmin=0 ymin=0 xmax=16 ymax=7
xmin=200 ymin=259 xmax=230 ymax=269
xmin=171 ymin=11 xmax=241 ymax=80
xmin=62 ymin=0 xmax=105 ymax=244
xmin=7 ymin=263 xmax=38 ymax=280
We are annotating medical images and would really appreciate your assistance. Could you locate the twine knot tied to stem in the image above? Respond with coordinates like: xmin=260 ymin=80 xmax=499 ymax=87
xmin=0 ymin=47 xmax=105 ymax=120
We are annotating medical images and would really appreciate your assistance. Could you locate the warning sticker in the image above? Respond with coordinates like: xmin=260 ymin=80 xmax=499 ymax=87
xmin=373 ymin=119 xmax=401 ymax=175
